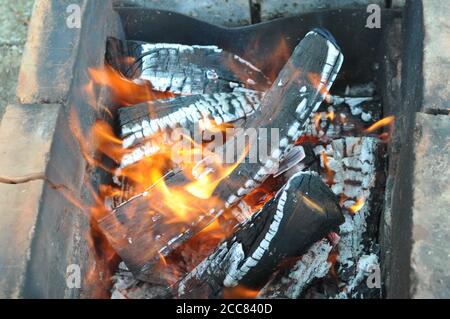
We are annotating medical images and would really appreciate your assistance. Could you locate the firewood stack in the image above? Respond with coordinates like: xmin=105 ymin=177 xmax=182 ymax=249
xmin=100 ymin=28 xmax=385 ymax=299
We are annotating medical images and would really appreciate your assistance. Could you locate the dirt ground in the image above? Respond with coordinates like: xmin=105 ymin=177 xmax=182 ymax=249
xmin=0 ymin=1 xmax=34 ymax=122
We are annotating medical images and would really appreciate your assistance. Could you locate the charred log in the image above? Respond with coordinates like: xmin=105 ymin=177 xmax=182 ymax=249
xmin=119 ymin=91 xmax=263 ymax=151
xmin=126 ymin=42 xmax=271 ymax=94
xmin=257 ymin=238 xmax=334 ymax=299
xmin=175 ymin=172 xmax=344 ymax=298
xmin=317 ymin=137 xmax=381 ymax=271
xmin=99 ymin=28 xmax=344 ymax=279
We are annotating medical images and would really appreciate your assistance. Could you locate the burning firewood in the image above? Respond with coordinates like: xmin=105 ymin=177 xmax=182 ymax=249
xmin=175 ymin=172 xmax=344 ymax=298
xmin=99 ymin=28 xmax=344 ymax=279
xmin=119 ymin=91 xmax=263 ymax=156
xmin=257 ymin=237 xmax=335 ymax=299
xmin=113 ymin=91 xmax=263 ymax=206
xmin=126 ymin=42 xmax=271 ymax=94
xmin=318 ymin=137 xmax=381 ymax=269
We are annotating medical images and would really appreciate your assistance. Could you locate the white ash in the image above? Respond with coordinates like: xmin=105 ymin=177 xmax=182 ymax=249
xmin=303 ymin=106 xmax=363 ymax=141
xmin=313 ymin=134 xmax=381 ymax=299
xmin=343 ymin=82 xmax=376 ymax=96
xmin=111 ymin=262 xmax=172 ymax=299
xmin=130 ymin=43 xmax=268 ymax=95
xmin=328 ymin=95 xmax=375 ymax=123
xmin=120 ymin=91 xmax=262 ymax=150
xmin=336 ymin=253 xmax=380 ymax=299
xmin=258 ymin=239 xmax=333 ymax=299
xmin=110 ymin=262 xmax=144 ymax=299
xmin=316 ymin=137 xmax=379 ymax=268
xmin=317 ymin=137 xmax=378 ymax=200
xmin=177 ymin=241 xmax=244 ymax=296
xmin=284 ymin=240 xmax=333 ymax=298
xmin=120 ymin=141 xmax=161 ymax=168
xmin=338 ymin=208 xmax=370 ymax=268
xmin=140 ymin=43 xmax=223 ymax=54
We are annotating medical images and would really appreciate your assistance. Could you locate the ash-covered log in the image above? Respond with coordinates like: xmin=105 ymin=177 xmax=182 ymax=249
xmin=257 ymin=238 xmax=335 ymax=299
xmin=99 ymin=28 xmax=344 ymax=279
xmin=317 ymin=137 xmax=381 ymax=271
xmin=126 ymin=42 xmax=271 ymax=94
xmin=119 ymin=90 xmax=263 ymax=151
xmin=175 ymin=172 xmax=344 ymax=298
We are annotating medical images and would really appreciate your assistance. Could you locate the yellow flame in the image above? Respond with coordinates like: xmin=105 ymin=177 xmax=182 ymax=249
xmin=364 ymin=115 xmax=395 ymax=133
xmin=185 ymin=144 xmax=249 ymax=199
xmin=349 ymin=198 xmax=365 ymax=214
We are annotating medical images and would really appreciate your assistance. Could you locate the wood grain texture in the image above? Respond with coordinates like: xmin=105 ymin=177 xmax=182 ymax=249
xmin=176 ymin=172 xmax=343 ymax=298
xmin=99 ymin=29 xmax=344 ymax=279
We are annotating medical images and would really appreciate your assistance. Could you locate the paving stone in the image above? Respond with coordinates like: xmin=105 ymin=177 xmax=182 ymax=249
xmin=16 ymin=0 xmax=113 ymax=104
xmin=0 ymin=0 xmax=34 ymax=123
xmin=4 ymin=0 xmax=123 ymax=297
xmin=0 ymin=104 xmax=115 ymax=299
xmin=409 ymin=113 xmax=450 ymax=298
xmin=114 ymin=0 xmax=251 ymax=26
xmin=259 ymin=0 xmax=385 ymax=21
xmin=421 ymin=0 xmax=450 ymax=112
xmin=0 ymin=103 xmax=61 ymax=298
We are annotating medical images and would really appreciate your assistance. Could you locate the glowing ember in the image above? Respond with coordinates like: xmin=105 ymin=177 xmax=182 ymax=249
xmin=223 ymin=286 xmax=260 ymax=299
xmin=73 ymin=29 xmax=385 ymax=299
xmin=326 ymin=109 xmax=335 ymax=122
xmin=321 ymin=152 xmax=335 ymax=187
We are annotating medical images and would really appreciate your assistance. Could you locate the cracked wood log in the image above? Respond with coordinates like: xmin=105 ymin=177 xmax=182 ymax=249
xmin=119 ymin=91 xmax=263 ymax=164
xmin=112 ymin=91 xmax=263 ymax=207
xmin=317 ymin=137 xmax=381 ymax=270
xmin=175 ymin=172 xmax=344 ymax=298
xmin=126 ymin=42 xmax=271 ymax=94
xmin=99 ymin=28 xmax=344 ymax=279
xmin=230 ymin=144 xmax=316 ymax=223
xmin=113 ymin=143 xmax=310 ymax=212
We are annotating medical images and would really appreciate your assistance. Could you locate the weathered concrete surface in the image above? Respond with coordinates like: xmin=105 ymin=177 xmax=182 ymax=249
xmin=383 ymin=0 xmax=421 ymax=299
xmin=113 ymin=0 xmax=251 ymax=26
xmin=16 ymin=0 xmax=114 ymax=105
xmin=0 ymin=102 xmax=113 ymax=298
xmin=2 ymin=0 xmax=123 ymax=298
xmin=378 ymin=16 xmax=403 ymax=295
xmin=0 ymin=103 xmax=61 ymax=298
xmin=258 ymin=0 xmax=384 ymax=21
xmin=410 ymin=113 xmax=450 ymax=298
xmin=376 ymin=0 xmax=450 ymax=298
xmin=0 ymin=0 xmax=34 ymax=122
xmin=421 ymin=0 xmax=450 ymax=112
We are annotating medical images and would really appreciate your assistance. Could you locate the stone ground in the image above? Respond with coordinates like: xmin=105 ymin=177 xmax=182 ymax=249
xmin=0 ymin=0 xmax=34 ymax=122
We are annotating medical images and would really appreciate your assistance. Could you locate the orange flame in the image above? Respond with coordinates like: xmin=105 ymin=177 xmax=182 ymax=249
xmin=326 ymin=109 xmax=335 ymax=122
xmin=364 ymin=115 xmax=395 ymax=133
xmin=88 ymin=65 xmax=174 ymax=106
xmin=79 ymin=66 xmax=252 ymax=261
xmin=321 ymin=152 xmax=335 ymax=187
xmin=314 ymin=113 xmax=322 ymax=133
xmin=349 ymin=198 xmax=365 ymax=214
